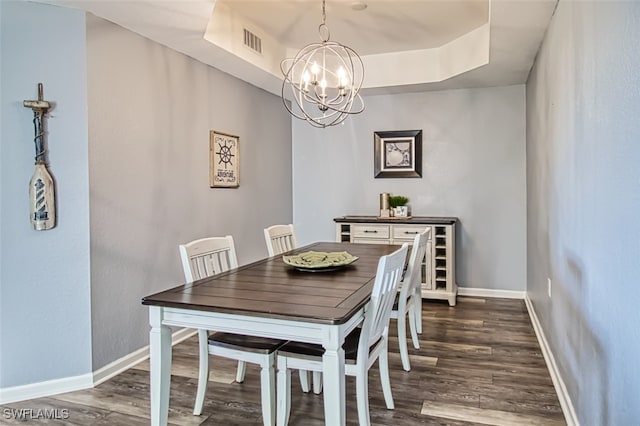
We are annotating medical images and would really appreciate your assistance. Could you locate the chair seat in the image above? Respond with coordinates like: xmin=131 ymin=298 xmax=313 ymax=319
xmin=208 ymin=332 xmax=286 ymax=354
xmin=278 ymin=328 xmax=381 ymax=361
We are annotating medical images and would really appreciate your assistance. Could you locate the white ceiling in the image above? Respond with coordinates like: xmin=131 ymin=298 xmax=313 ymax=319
xmin=36 ymin=0 xmax=558 ymax=96
xmin=225 ymin=0 xmax=490 ymax=55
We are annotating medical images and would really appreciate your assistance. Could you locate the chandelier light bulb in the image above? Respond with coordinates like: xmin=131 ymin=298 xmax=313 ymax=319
xmin=302 ymin=71 xmax=311 ymax=92
xmin=311 ymin=62 xmax=320 ymax=80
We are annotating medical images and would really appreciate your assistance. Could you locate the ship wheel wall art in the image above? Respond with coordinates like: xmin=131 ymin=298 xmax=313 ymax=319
xmin=210 ymin=130 xmax=240 ymax=188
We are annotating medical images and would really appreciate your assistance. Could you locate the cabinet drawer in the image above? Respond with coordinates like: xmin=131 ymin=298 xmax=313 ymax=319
xmin=351 ymin=225 xmax=390 ymax=239
xmin=352 ymin=238 xmax=390 ymax=245
xmin=392 ymin=225 xmax=432 ymax=240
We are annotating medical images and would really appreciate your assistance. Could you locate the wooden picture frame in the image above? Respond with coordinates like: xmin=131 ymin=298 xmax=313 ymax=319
xmin=210 ymin=130 xmax=240 ymax=188
xmin=374 ymin=129 xmax=422 ymax=178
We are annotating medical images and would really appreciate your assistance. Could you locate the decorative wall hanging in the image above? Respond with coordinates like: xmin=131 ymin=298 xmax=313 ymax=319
xmin=209 ymin=130 xmax=240 ymax=188
xmin=24 ymin=83 xmax=56 ymax=230
xmin=374 ymin=129 xmax=422 ymax=178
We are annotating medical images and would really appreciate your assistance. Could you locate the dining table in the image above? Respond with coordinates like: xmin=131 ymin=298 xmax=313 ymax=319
xmin=141 ymin=241 xmax=401 ymax=426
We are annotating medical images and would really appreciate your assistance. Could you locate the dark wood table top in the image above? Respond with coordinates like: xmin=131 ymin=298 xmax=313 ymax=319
xmin=334 ymin=215 xmax=458 ymax=225
xmin=142 ymin=242 xmax=400 ymax=325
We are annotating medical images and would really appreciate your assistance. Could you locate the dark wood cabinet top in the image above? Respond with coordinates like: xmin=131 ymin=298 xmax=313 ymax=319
xmin=334 ymin=215 xmax=458 ymax=225
xmin=142 ymin=242 xmax=400 ymax=325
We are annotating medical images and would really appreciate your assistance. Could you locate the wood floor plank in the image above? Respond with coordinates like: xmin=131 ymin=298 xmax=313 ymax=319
xmin=479 ymin=394 xmax=565 ymax=417
xmin=393 ymin=337 xmax=493 ymax=356
xmin=417 ymin=365 xmax=493 ymax=385
xmin=50 ymin=380 xmax=209 ymax=426
xmin=387 ymin=351 xmax=439 ymax=367
xmin=420 ymin=401 xmax=566 ymax=426
xmin=456 ymin=297 xmax=487 ymax=304
xmin=424 ymin=317 xmax=485 ymax=328
xmin=133 ymin=357 xmax=237 ymax=384
xmin=51 ymin=390 xmax=152 ymax=420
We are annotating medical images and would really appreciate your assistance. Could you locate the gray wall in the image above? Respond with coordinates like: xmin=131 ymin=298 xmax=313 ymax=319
xmin=87 ymin=16 xmax=293 ymax=370
xmin=526 ymin=1 xmax=640 ymax=424
xmin=0 ymin=1 xmax=92 ymax=387
xmin=293 ymin=86 xmax=527 ymax=292
xmin=0 ymin=2 xmax=292 ymax=389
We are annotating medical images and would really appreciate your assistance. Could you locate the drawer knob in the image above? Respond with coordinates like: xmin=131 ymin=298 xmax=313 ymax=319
xmin=404 ymin=231 xmax=418 ymax=234
xmin=364 ymin=230 xmax=378 ymax=233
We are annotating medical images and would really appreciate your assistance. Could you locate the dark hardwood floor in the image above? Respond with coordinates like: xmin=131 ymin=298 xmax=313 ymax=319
xmin=0 ymin=297 xmax=566 ymax=425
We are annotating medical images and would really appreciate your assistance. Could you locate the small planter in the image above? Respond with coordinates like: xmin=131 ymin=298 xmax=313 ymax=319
xmin=388 ymin=195 xmax=410 ymax=218
xmin=392 ymin=206 xmax=409 ymax=217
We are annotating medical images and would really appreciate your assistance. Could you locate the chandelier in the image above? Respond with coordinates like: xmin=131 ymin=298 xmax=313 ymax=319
xmin=280 ymin=0 xmax=364 ymax=128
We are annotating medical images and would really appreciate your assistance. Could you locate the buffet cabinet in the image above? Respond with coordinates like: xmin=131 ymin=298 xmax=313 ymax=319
xmin=334 ymin=216 xmax=458 ymax=306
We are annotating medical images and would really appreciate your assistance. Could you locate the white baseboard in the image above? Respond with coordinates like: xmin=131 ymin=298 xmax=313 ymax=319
xmin=525 ymin=296 xmax=579 ymax=426
xmin=0 ymin=373 xmax=93 ymax=405
xmin=93 ymin=327 xmax=197 ymax=386
xmin=458 ymin=286 xmax=526 ymax=299
xmin=0 ymin=328 xmax=197 ymax=404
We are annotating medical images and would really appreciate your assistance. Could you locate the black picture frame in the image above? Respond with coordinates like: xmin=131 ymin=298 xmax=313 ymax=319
xmin=374 ymin=129 xmax=422 ymax=178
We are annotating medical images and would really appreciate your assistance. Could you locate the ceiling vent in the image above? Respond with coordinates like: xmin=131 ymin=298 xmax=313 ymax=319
xmin=243 ymin=29 xmax=262 ymax=54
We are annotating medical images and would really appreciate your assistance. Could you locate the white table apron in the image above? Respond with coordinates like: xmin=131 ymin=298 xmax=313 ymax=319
xmin=149 ymin=304 xmax=366 ymax=426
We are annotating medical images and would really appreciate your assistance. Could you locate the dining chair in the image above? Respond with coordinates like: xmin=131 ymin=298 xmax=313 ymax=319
xmin=275 ymin=243 xmax=409 ymax=426
xmin=264 ymin=224 xmax=297 ymax=257
xmin=263 ymin=223 xmax=322 ymax=394
xmin=389 ymin=230 xmax=429 ymax=371
xmin=179 ymin=236 xmax=285 ymax=425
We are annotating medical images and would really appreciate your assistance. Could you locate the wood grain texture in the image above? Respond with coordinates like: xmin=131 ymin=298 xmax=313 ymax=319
xmin=142 ymin=242 xmax=400 ymax=324
xmin=421 ymin=401 xmax=566 ymax=426
xmin=0 ymin=298 xmax=566 ymax=425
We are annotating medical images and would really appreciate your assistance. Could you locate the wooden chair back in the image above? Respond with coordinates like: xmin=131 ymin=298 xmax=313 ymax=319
xmin=263 ymin=224 xmax=297 ymax=256
xmin=358 ymin=244 xmax=409 ymax=359
xmin=399 ymin=230 xmax=429 ymax=302
xmin=179 ymin=236 xmax=238 ymax=281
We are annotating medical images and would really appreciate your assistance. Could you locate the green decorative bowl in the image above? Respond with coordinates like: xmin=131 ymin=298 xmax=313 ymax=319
xmin=282 ymin=251 xmax=359 ymax=272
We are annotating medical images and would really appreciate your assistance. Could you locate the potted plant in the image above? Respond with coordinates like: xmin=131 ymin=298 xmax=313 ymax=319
xmin=388 ymin=195 xmax=409 ymax=217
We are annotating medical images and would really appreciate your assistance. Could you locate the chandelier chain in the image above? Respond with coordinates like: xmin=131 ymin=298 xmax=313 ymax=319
xmin=319 ymin=0 xmax=329 ymax=41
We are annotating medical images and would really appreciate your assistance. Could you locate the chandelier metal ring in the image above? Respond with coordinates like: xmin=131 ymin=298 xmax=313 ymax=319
xmin=280 ymin=0 xmax=365 ymax=128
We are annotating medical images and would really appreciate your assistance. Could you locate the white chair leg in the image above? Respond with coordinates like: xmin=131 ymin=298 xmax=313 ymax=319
xmin=355 ymin=363 xmax=371 ymax=426
xmin=236 ymin=361 xmax=247 ymax=383
xmin=416 ymin=292 xmax=423 ymax=334
xmin=260 ymin=358 xmax=276 ymax=426
xmin=193 ymin=329 xmax=209 ymax=415
xmin=397 ymin=313 xmax=411 ymax=371
xmin=379 ymin=341 xmax=395 ymax=410
xmin=298 ymin=369 xmax=310 ymax=393
xmin=408 ymin=304 xmax=420 ymax=350
xmin=277 ymin=358 xmax=291 ymax=426
xmin=312 ymin=371 xmax=322 ymax=394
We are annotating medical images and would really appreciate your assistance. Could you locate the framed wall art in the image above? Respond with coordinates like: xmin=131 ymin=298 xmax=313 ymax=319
xmin=210 ymin=130 xmax=240 ymax=188
xmin=373 ymin=129 xmax=422 ymax=178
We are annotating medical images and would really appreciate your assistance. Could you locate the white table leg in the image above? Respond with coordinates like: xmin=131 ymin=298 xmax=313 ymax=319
xmin=322 ymin=328 xmax=346 ymax=426
xmin=150 ymin=307 xmax=172 ymax=426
